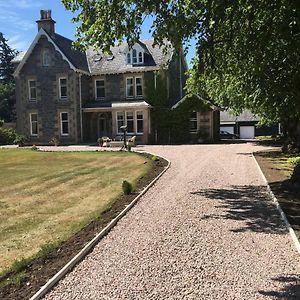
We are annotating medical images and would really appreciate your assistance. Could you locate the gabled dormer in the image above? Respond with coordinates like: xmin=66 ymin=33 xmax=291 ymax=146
xmin=126 ymin=43 xmax=149 ymax=65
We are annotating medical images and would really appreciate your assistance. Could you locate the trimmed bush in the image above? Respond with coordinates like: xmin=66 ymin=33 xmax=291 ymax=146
xmin=288 ymin=157 xmax=300 ymax=166
xmin=151 ymin=155 xmax=160 ymax=161
xmin=0 ymin=128 xmax=17 ymax=145
xmin=122 ymin=180 xmax=133 ymax=195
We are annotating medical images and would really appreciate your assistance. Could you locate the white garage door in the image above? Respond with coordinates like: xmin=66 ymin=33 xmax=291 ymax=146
xmin=220 ymin=126 xmax=234 ymax=134
xmin=240 ymin=126 xmax=255 ymax=139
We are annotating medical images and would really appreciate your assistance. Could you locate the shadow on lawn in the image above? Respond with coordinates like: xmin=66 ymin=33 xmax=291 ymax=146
xmin=191 ymin=185 xmax=287 ymax=234
xmin=258 ymin=274 xmax=300 ymax=299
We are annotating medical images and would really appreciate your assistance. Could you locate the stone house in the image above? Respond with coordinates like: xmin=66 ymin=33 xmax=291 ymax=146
xmin=13 ymin=10 xmax=218 ymax=145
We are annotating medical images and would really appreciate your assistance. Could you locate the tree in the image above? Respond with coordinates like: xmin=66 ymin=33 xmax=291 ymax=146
xmin=62 ymin=0 xmax=300 ymax=146
xmin=0 ymin=32 xmax=17 ymax=121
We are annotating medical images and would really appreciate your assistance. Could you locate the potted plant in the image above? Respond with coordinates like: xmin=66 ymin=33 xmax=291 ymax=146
xmin=97 ymin=137 xmax=104 ymax=147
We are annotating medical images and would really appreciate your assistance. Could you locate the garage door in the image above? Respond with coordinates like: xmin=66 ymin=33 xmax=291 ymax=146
xmin=220 ymin=126 xmax=234 ymax=134
xmin=240 ymin=126 xmax=255 ymax=139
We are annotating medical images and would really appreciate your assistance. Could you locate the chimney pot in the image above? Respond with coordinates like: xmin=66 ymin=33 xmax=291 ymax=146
xmin=37 ymin=10 xmax=56 ymax=35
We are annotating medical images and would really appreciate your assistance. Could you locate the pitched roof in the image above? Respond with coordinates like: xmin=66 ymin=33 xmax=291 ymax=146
xmin=14 ymin=29 xmax=175 ymax=76
xmin=220 ymin=110 xmax=260 ymax=122
xmin=53 ymin=33 xmax=89 ymax=72
xmin=86 ymin=39 xmax=174 ymax=75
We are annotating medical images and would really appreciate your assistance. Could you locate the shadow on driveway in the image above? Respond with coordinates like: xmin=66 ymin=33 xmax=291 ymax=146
xmin=191 ymin=185 xmax=287 ymax=234
xmin=258 ymin=274 xmax=300 ymax=299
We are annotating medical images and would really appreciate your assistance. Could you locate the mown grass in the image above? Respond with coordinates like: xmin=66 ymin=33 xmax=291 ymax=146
xmin=0 ymin=149 xmax=151 ymax=274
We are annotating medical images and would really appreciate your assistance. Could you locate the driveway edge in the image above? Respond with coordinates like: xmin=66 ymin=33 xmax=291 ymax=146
xmin=253 ymin=154 xmax=300 ymax=254
xmin=29 ymin=154 xmax=171 ymax=300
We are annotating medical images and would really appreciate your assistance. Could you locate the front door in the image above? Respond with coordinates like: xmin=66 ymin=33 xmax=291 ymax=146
xmin=97 ymin=113 xmax=112 ymax=138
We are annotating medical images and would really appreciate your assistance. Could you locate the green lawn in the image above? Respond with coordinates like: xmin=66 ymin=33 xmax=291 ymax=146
xmin=0 ymin=149 xmax=150 ymax=273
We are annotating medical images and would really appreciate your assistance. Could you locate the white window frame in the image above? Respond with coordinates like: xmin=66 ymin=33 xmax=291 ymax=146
xmin=136 ymin=111 xmax=144 ymax=134
xmin=126 ymin=77 xmax=134 ymax=98
xmin=95 ymin=79 xmax=105 ymax=100
xmin=60 ymin=112 xmax=69 ymax=136
xmin=127 ymin=52 xmax=131 ymax=64
xmin=30 ymin=113 xmax=38 ymax=136
xmin=28 ymin=80 xmax=37 ymax=101
xmin=132 ymin=49 xmax=137 ymax=64
xmin=135 ymin=77 xmax=143 ymax=98
xmin=42 ymin=49 xmax=50 ymax=66
xmin=59 ymin=77 xmax=68 ymax=100
xmin=138 ymin=51 xmax=143 ymax=64
xmin=126 ymin=48 xmax=144 ymax=65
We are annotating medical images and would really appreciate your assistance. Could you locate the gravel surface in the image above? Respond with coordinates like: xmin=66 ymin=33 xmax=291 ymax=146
xmin=44 ymin=143 xmax=299 ymax=300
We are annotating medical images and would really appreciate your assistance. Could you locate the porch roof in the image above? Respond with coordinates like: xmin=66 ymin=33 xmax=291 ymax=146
xmin=82 ymin=101 xmax=151 ymax=112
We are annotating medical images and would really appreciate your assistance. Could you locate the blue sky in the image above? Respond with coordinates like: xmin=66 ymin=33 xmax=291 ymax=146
xmin=0 ymin=0 xmax=195 ymax=66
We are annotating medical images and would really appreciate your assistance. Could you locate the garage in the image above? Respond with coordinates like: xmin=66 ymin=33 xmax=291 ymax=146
xmin=240 ymin=126 xmax=255 ymax=139
xmin=220 ymin=126 xmax=234 ymax=134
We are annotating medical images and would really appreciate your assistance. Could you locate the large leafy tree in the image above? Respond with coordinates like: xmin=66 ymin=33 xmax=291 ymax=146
xmin=0 ymin=32 xmax=17 ymax=122
xmin=62 ymin=0 xmax=300 ymax=145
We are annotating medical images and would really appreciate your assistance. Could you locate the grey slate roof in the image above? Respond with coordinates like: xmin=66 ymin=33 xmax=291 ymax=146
xmin=86 ymin=39 xmax=174 ymax=75
xmin=220 ymin=110 xmax=260 ymax=122
xmin=53 ymin=33 xmax=89 ymax=72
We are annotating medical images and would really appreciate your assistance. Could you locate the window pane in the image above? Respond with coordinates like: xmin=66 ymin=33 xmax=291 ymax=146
xmin=126 ymin=112 xmax=134 ymax=133
xmin=126 ymin=78 xmax=134 ymax=97
xmin=136 ymin=77 xmax=143 ymax=96
xmin=96 ymin=80 xmax=105 ymax=99
xmin=60 ymin=78 xmax=67 ymax=98
xmin=117 ymin=112 xmax=125 ymax=133
xmin=62 ymin=122 xmax=69 ymax=134
xmin=32 ymin=122 xmax=38 ymax=135
xmin=137 ymin=111 xmax=143 ymax=133
xmin=138 ymin=52 xmax=143 ymax=63
xmin=132 ymin=49 xmax=137 ymax=63
xmin=31 ymin=114 xmax=37 ymax=122
xmin=29 ymin=81 xmax=36 ymax=100
xmin=29 ymin=81 xmax=36 ymax=88
xmin=127 ymin=53 xmax=131 ymax=64
xmin=61 ymin=112 xmax=68 ymax=121
xmin=43 ymin=51 xmax=50 ymax=66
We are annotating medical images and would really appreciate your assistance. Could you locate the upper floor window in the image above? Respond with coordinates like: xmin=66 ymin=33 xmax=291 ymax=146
xmin=30 ymin=113 xmax=38 ymax=136
xmin=126 ymin=77 xmax=134 ymax=98
xmin=43 ymin=50 xmax=50 ymax=66
xmin=28 ymin=80 xmax=37 ymax=101
xmin=59 ymin=78 xmax=67 ymax=99
xmin=126 ymin=76 xmax=143 ymax=98
xmin=138 ymin=52 xmax=143 ymax=63
xmin=95 ymin=79 xmax=105 ymax=100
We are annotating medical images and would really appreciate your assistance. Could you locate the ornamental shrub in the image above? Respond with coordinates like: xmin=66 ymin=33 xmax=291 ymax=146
xmin=288 ymin=157 xmax=300 ymax=166
xmin=122 ymin=180 xmax=133 ymax=195
xmin=0 ymin=127 xmax=17 ymax=145
xmin=151 ymin=155 xmax=160 ymax=161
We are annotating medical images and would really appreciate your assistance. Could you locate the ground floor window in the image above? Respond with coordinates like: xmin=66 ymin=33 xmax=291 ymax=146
xmin=30 ymin=113 xmax=38 ymax=136
xmin=136 ymin=111 xmax=144 ymax=133
xmin=116 ymin=111 xmax=144 ymax=135
xmin=60 ymin=112 xmax=69 ymax=135
xmin=189 ymin=111 xmax=198 ymax=133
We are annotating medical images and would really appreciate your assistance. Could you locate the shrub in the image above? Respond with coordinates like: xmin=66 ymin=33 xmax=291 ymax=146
xmin=288 ymin=157 xmax=300 ymax=166
xmin=31 ymin=145 xmax=38 ymax=151
xmin=13 ymin=134 xmax=27 ymax=146
xmin=152 ymin=155 xmax=160 ymax=161
xmin=49 ymin=136 xmax=60 ymax=146
xmin=0 ymin=128 xmax=17 ymax=145
xmin=122 ymin=180 xmax=133 ymax=195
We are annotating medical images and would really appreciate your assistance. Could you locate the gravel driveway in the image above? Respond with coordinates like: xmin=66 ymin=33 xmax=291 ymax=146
xmin=44 ymin=143 xmax=299 ymax=300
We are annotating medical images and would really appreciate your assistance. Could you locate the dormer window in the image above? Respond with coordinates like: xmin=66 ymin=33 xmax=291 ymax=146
xmin=126 ymin=45 xmax=144 ymax=65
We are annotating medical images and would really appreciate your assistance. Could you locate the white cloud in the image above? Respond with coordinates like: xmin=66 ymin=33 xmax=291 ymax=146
xmin=7 ymin=34 xmax=31 ymax=51
xmin=0 ymin=11 xmax=35 ymax=31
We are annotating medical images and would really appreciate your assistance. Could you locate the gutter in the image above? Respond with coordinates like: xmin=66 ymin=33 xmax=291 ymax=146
xmin=79 ymin=74 xmax=83 ymax=142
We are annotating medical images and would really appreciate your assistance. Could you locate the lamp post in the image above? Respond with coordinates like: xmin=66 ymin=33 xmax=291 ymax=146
xmin=120 ymin=125 xmax=127 ymax=150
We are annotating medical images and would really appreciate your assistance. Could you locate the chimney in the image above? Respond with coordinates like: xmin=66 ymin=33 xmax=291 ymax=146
xmin=36 ymin=10 xmax=56 ymax=36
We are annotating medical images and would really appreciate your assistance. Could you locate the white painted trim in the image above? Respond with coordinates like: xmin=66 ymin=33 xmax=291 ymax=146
xmin=29 ymin=152 xmax=171 ymax=300
xmin=135 ymin=76 xmax=143 ymax=98
xmin=136 ymin=110 xmax=144 ymax=134
xmin=14 ymin=28 xmax=80 ymax=77
xmin=60 ymin=112 xmax=69 ymax=136
xmin=58 ymin=77 xmax=68 ymax=100
xmin=253 ymin=154 xmax=300 ymax=254
xmin=30 ymin=113 xmax=38 ymax=136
